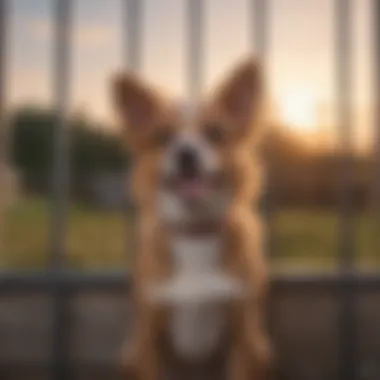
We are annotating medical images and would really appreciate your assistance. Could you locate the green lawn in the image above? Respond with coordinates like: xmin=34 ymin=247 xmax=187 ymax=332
xmin=4 ymin=198 xmax=129 ymax=270
xmin=2 ymin=197 xmax=380 ymax=271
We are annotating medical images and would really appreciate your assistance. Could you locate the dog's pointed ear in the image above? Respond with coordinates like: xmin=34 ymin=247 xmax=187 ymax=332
xmin=111 ymin=72 xmax=162 ymax=131
xmin=213 ymin=58 xmax=264 ymax=129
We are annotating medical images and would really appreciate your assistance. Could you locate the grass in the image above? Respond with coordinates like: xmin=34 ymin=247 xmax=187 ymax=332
xmin=2 ymin=197 xmax=380 ymax=271
xmin=272 ymin=210 xmax=380 ymax=272
xmin=3 ymin=197 xmax=129 ymax=270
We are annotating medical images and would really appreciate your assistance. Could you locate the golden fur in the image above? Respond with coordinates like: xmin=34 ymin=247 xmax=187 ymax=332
xmin=111 ymin=58 xmax=271 ymax=380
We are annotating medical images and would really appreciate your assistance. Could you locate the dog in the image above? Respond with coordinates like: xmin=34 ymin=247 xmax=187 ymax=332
xmin=111 ymin=57 xmax=271 ymax=380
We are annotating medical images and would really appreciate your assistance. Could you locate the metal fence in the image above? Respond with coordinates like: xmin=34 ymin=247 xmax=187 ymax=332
xmin=0 ymin=0 xmax=379 ymax=380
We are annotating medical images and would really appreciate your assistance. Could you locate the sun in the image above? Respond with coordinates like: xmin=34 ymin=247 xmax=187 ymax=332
xmin=279 ymin=90 xmax=317 ymax=132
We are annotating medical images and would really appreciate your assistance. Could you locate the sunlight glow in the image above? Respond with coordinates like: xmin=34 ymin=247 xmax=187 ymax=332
xmin=280 ymin=90 xmax=317 ymax=132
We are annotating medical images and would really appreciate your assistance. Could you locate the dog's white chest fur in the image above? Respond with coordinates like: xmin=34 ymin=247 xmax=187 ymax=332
xmin=169 ymin=235 xmax=226 ymax=359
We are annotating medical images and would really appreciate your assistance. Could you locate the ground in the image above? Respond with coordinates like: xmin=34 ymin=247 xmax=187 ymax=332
xmin=3 ymin=197 xmax=380 ymax=271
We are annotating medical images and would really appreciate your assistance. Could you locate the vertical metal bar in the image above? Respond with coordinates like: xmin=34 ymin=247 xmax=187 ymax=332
xmin=0 ymin=0 xmax=7 ymax=260
xmin=252 ymin=0 xmax=268 ymax=60
xmin=186 ymin=0 xmax=203 ymax=102
xmin=51 ymin=0 xmax=71 ymax=269
xmin=334 ymin=1 xmax=357 ymax=380
xmin=124 ymin=0 xmax=142 ymax=72
xmin=251 ymin=0 xmax=272 ymax=257
xmin=121 ymin=1 xmax=143 ymax=355
xmin=122 ymin=0 xmax=142 ymax=263
xmin=251 ymin=0 xmax=277 ymax=364
xmin=373 ymin=0 xmax=380 ymax=215
xmin=373 ymin=0 xmax=380 ymax=274
xmin=187 ymin=0 xmax=204 ymax=107
xmin=50 ymin=1 xmax=71 ymax=379
xmin=336 ymin=0 xmax=355 ymax=268
xmin=184 ymin=1 xmax=205 ymax=375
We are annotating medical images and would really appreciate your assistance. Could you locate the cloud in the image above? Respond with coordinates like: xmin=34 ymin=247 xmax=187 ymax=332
xmin=29 ymin=19 xmax=117 ymax=49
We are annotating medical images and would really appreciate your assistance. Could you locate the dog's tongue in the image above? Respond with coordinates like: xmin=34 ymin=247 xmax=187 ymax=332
xmin=179 ymin=180 xmax=205 ymax=200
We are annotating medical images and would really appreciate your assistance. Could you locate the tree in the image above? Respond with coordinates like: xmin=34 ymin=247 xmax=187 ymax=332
xmin=10 ymin=106 xmax=129 ymax=195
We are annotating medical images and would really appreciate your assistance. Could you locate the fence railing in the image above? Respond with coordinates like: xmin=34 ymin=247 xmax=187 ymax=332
xmin=0 ymin=1 xmax=379 ymax=380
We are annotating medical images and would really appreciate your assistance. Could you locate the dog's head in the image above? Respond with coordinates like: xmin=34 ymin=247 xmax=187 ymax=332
xmin=111 ymin=58 xmax=265 ymax=226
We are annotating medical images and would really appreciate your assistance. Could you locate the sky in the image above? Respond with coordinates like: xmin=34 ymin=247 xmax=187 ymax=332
xmin=5 ymin=0 xmax=375 ymax=150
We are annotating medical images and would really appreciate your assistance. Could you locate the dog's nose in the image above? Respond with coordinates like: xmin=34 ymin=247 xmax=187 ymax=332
xmin=176 ymin=146 xmax=199 ymax=178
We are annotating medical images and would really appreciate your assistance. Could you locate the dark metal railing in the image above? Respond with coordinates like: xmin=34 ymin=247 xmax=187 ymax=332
xmin=0 ymin=1 xmax=378 ymax=379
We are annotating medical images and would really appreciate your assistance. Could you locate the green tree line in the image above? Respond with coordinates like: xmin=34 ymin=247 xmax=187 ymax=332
xmin=10 ymin=107 xmax=128 ymax=194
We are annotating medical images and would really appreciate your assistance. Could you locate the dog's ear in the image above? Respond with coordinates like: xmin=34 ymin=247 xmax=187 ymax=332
xmin=212 ymin=58 xmax=264 ymax=132
xmin=111 ymin=72 xmax=162 ymax=132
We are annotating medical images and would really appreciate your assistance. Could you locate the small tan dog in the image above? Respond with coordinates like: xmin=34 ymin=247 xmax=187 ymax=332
xmin=111 ymin=57 xmax=271 ymax=380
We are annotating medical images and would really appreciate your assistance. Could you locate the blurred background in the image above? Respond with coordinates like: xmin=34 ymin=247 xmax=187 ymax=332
xmin=0 ymin=0 xmax=378 ymax=379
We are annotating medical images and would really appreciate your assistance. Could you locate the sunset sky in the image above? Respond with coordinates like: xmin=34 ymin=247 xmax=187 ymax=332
xmin=5 ymin=0 xmax=374 ymax=150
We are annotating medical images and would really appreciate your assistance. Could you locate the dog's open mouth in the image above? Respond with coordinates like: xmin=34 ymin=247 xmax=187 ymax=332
xmin=163 ymin=173 xmax=225 ymax=203
xmin=177 ymin=178 xmax=207 ymax=201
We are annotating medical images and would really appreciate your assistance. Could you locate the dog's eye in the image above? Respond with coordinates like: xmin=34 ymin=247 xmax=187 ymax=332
xmin=154 ymin=127 xmax=173 ymax=147
xmin=204 ymin=123 xmax=225 ymax=144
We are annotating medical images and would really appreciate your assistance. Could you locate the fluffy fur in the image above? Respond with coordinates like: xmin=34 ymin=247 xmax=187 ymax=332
xmin=111 ymin=57 xmax=271 ymax=380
